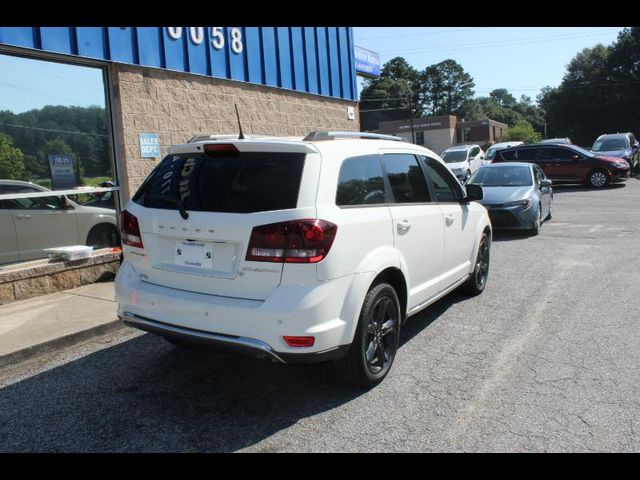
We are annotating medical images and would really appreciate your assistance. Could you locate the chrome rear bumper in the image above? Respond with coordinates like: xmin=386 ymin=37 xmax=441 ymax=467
xmin=120 ymin=312 xmax=286 ymax=363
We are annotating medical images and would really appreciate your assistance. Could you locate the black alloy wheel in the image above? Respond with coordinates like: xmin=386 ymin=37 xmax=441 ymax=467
xmin=363 ymin=294 xmax=399 ymax=376
xmin=335 ymin=283 xmax=401 ymax=388
xmin=462 ymin=233 xmax=490 ymax=295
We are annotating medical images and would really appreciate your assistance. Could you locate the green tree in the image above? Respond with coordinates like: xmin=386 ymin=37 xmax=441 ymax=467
xmin=380 ymin=57 xmax=419 ymax=83
xmin=418 ymin=59 xmax=475 ymax=116
xmin=457 ymin=93 xmax=544 ymax=134
xmin=359 ymin=57 xmax=421 ymax=131
xmin=498 ymin=123 xmax=542 ymax=144
xmin=0 ymin=132 xmax=26 ymax=180
xmin=533 ymin=37 xmax=640 ymax=145
xmin=489 ymin=88 xmax=517 ymax=109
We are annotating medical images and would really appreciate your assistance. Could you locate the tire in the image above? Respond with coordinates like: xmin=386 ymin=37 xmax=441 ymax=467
xmin=529 ymin=205 xmax=542 ymax=236
xmin=545 ymin=197 xmax=553 ymax=221
xmin=334 ymin=283 xmax=401 ymax=388
xmin=587 ymin=169 xmax=609 ymax=188
xmin=462 ymin=233 xmax=490 ymax=296
xmin=86 ymin=224 xmax=119 ymax=250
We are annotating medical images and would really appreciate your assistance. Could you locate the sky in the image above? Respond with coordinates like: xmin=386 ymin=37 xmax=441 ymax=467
xmin=0 ymin=27 xmax=626 ymax=114
xmin=0 ymin=54 xmax=106 ymax=114
xmin=353 ymin=27 xmax=625 ymax=101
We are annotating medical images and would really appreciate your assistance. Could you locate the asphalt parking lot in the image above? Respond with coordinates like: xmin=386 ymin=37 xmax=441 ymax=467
xmin=1 ymin=177 xmax=639 ymax=452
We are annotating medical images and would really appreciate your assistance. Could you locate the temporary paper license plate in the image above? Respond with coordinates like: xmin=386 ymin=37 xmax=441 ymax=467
xmin=175 ymin=240 xmax=213 ymax=269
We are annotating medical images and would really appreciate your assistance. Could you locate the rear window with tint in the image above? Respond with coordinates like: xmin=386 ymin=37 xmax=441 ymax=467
xmin=133 ymin=152 xmax=305 ymax=213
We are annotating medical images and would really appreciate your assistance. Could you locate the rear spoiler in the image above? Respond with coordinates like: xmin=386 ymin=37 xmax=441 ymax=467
xmin=169 ymin=139 xmax=319 ymax=155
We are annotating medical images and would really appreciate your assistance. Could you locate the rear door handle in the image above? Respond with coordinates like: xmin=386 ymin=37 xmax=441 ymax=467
xmin=445 ymin=215 xmax=455 ymax=226
xmin=14 ymin=214 xmax=31 ymax=219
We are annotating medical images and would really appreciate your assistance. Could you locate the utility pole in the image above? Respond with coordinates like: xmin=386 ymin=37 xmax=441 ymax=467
xmin=408 ymin=96 xmax=416 ymax=144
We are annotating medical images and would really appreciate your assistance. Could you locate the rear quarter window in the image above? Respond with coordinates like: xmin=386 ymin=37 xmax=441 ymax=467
xmin=133 ymin=151 xmax=306 ymax=213
xmin=500 ymin=149 xmax=519 ymax=161
xmin=336 ymin=155 xmax=386 ymax=206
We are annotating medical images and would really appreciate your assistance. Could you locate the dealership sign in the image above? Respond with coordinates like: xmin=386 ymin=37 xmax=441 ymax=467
xmin=0 ymin=27 xmax=358 ymax=101
xmin=354 ymin=46 xmax=380 ymax=77
xmin=139 ymin=133 xmax=161 ymax=158
xmin=48 ymin=154 xmax=76 ymax=190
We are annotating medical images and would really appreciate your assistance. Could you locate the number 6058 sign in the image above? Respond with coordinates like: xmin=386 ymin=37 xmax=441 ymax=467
xmin=166 ymin=27 xmax=243 ymax=54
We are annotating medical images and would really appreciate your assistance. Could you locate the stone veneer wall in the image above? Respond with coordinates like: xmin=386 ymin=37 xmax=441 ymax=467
xmin=0 ymin=250 xmax=121 ymax=305
xmin=110 ymin=64 xmax=360 ymax=203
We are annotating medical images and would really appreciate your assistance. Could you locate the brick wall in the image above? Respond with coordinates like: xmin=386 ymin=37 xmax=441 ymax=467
xmin=110 ymin=64 xmax=360 ymax=202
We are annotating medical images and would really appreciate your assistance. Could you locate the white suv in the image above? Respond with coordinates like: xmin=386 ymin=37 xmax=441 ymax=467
xmin=115 ymin=132 xmax=492 ymax=387
xmin=440 ymin=144 xmax=485 ymax=183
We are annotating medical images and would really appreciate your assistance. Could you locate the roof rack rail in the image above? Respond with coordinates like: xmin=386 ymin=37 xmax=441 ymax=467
xmin=302 ymin=131 xmax=404 ymax=142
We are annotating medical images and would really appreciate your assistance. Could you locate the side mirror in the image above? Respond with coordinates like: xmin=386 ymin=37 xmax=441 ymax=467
xmin=540 ymin=179 xmax=553 ymax=188
xmin=463 ymin=184 xmax=483 ymax=203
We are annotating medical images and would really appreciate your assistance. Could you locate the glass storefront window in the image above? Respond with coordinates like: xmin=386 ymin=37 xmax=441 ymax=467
xmin=0 ymin=52 xmax=120 ymax=267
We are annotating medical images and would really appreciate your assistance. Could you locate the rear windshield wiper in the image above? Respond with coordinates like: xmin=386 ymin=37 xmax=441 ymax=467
xmin=149 ymin=194 xmax=189 ymax=220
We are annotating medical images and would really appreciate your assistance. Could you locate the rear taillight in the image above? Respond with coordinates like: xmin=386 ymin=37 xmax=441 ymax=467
xmin=120 ymin=210 xmax=144 ymax=248
xmin=246 ymin=219 xmax=337 ymax=263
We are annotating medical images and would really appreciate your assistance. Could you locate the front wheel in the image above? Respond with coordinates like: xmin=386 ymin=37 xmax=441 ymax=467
xmin=462 ymin=233 xmax=490 ymax=295
xmin=335 ymin=283 xmax=401 ymax=388
xmin=529 ymin=205 xmax=542 ymax=236
xmin=86 ymin=224 xmax=119 ymax=249
xmin=588 ymin=169 xmax=609 ymax=188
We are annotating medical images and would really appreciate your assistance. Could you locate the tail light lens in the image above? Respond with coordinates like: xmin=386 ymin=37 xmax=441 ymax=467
xmin=283 ymin=336 xmax=315 ymax=348
xmin=246 ymin=219 xmax=337 ymax=263
xmin=120 ymin=210 xmax=144 ymax=248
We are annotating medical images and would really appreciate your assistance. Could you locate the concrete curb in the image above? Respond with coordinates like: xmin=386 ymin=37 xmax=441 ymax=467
xmin=0 ymin=319 xmax=125 ymax=369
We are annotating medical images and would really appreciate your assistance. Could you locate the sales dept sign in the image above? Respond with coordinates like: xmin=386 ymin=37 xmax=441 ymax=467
xmin=139 ymin=133 xmax=161 ymax=158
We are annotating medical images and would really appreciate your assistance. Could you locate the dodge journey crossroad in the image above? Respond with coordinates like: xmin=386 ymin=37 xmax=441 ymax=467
xmin=115 ymin=131 xmax=492 ymax=387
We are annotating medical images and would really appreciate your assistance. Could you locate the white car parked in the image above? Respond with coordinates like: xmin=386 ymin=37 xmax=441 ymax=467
xmin=0 ymin=180 xmax=118 ymax=265
xmin=440 ymin=144 xmax=485 ymax=183
xmin=116 ymin=131 xmax=492 ymax=387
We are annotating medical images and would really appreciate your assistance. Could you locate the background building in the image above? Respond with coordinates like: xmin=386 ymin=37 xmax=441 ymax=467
xmin=377 ymin=115 xmax=507 ymax=154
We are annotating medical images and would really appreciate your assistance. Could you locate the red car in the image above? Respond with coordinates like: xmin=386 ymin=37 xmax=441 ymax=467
xmin=492 ymin=144 xmax=630 ymax=188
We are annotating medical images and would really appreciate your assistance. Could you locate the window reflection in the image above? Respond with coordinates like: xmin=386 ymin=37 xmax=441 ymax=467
xmin=0 ymin=53 xmax=119 ymax=266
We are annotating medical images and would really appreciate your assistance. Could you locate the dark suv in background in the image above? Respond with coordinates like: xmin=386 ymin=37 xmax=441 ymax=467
xmin=591 ymin=133 xmax=639 ymax=176
xmin=492 ymin=144 xmax=630 ymax=188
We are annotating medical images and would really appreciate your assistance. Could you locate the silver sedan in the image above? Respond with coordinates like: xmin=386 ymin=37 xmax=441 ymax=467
xmin=466 ymin=162 xmax=553 ymax=235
